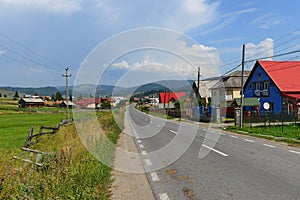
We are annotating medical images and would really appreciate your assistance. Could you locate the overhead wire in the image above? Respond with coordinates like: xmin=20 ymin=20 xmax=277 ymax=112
xmin=0 ymin=32 xmax=63 ymax=68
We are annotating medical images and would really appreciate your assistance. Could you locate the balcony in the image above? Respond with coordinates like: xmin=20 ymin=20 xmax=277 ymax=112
xmin=262 ymin=89 xmax=269 ymax=96
xmin=254 ymin=90 xmax=260 ymax=97
xmin=225 ymin=95 xmax=233 ymax=101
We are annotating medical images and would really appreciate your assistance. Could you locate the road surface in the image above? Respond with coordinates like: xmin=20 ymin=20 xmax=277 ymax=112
xmin=126 ymin=104 xmax=300 ymax=200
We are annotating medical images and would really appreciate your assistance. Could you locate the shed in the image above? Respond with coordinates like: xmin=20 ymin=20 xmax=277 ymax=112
xmin=19 ymin=98 xmax=44 ymax=108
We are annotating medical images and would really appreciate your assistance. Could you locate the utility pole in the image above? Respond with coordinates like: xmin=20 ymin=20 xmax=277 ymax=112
xmin=197 ymin=67 xmax=200 ymax=98
xmin=164 ymin=88 xmax=166 ymax=109
xmin=240 ymin=44 xmax=245 ymax=128
xmin=62 ymin=67 xmax=72 ymax=121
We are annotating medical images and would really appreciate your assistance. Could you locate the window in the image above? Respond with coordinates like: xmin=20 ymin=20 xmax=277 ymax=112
xmin=262 ymin=81 xmax=270 ymax=96
xmin=255 ymin=82 xmax=260 ymax=90
xmin=263 ymin=81 xmax=269 ymax=90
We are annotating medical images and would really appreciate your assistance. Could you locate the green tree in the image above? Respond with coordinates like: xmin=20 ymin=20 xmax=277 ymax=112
xmin=13 ymin=91 xmax=19 ymax=100
xmin=101 ymin=102 xmax=111 ymax=109
xmin=0 ymin=93 xmax=2 ymax=98
xmin=54 ymin=92 xmax=63 ymax=101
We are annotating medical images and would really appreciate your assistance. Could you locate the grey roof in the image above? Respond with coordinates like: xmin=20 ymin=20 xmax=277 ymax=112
xmin=62 ymin=101 xmax=76 ymax=106
xmin=211 ymin=70 xmax=251 ymax=90
xmin=193 ymin=78 xmax=220 ymax=98
xmin=20 ymin=98 xmax=44 ymax=103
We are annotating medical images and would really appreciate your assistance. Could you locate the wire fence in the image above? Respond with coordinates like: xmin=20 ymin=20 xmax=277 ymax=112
xmin=242 ymin=110 xmax=299 ymax=127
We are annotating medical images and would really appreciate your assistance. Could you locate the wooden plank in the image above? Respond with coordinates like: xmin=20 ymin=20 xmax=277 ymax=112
xmin=40 ymin=126 xmax=59 ymax=130
xmin=24 ymin=126 xmax=34 ymax=148
xmin=20 ymin=147 xmax=45 ymax=154
xmin=13 ymin=156 xmax=43 ymax=167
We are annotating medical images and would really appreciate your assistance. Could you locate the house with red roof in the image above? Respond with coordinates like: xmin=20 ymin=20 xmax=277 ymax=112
xmin=243 ymin=60 xmax=300 ymax=114
xmin=159 ymin=92 xmax=186 ymax=104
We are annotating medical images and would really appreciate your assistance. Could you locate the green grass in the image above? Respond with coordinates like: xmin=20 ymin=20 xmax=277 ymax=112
xmin=226 ymin=124 xmax=300 ymax=145
xmin=0 ymin=112 xmax=65 ymax=149
xmin=0 ymin=99 xmax=122 ymax=199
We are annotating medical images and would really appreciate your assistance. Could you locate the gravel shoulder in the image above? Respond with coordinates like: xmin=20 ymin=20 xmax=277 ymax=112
xmin=110 ymin=113 xmax=154 ymax=200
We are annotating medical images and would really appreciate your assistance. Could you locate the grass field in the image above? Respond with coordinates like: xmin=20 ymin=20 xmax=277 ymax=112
xmin=227 ymin=124 xmax=300 ymax=145
xmin=0 ymin=99 xmax=123 ymax=199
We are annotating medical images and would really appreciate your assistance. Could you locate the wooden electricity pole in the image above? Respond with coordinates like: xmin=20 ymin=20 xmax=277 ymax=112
xmin=197 ymin=67 xmax=200 ymax=98
xmin=240 ymin=45 xmax=245 ymax=128
xmin=62 ymin=67 xmax=72 ymax=121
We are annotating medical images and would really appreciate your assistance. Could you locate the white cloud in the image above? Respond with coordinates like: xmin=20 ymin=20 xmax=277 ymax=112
xmin=0 ymin=0 xmax=82 ymax=14
xmin=111 ymin=60 xmax=130 ymax=69
xmin=252 ymin=14 xmax=283 ymax=29
xmin=246 ymin=38 xmax=274 ymax=61
xmin=96 ymin=0 xmax=219 ymax=32
xmin=110 ymin=42 xmax=222 ymax=80
xmin=0 ymin=50 xmax=5 ymax=55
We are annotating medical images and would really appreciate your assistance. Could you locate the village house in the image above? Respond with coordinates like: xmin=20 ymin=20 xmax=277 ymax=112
xmin=158 ymin=92 xmax=186 ymax=109
xmin=60 ymin=101 xmax=76 ymax=109
xmin=243 ymin=60 xmax=300 ymax=115
xmin=18 ymin=97 xmax=44 ymax=108
xmin=210 ymin=70 xmax=250 ymax=117
xmin=210 ymin=70 xmax=250 ymax=107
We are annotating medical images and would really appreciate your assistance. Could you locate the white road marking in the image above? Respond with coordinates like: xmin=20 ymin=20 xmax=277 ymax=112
xmin=219 ymin=132 xmax=226 ymax=136
xmin=144 ymin=159 xmax=152 ymax=166
xmin=139 ymin=144 xmax=144 ymax=149
xmin=137 ymin=140 xmax=142 ymax=143
xmin=158 ymin=193 xmax=170 ymax=200
xmin=150 ymin=172 xmax=160 ymax=181
xmin=156 ymin=124 xmax=161 ymax=127
xmin=230 ymin=135 xmax=239 ymax=139
xmin=202 ymin=144 xmax=229 ymax=157
xmin=263 ymin=144 xmax=276 ymax=148
xmin=169 ymin=130 xmax=177 ymax=134
xmin=141 ymin=151 xmax=147 ymax=155
xmin=289 ymin=150 xmax=300 ymax=155
xmin=244 ymin=139 xmax=254 ymax=143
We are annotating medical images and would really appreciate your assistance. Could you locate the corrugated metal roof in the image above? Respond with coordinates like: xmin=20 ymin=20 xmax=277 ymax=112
xmin=159 ymin=92 xmax=186 ymax=103
xmin=232 ymin=98 xmax=260 ymax=106
xmin=21 ymin=98 xmax=44 ymax=103
xmin=193 ymin=79 xmax=220 ymax=97
xmin=211 ymin=70 xmax=251 ymax=89
xmin=258 ymin=61 xmax=300 ymax=92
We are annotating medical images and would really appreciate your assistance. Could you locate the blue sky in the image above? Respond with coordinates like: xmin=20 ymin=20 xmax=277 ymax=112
xmin=1 ymin=0 xmax=300 ymax=87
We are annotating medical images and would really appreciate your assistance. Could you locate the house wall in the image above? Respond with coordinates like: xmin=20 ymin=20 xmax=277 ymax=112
xmin=233 ymin=90 xmax=241 ymax=99
xmin=244 ymin=64 xmax=282 ymax=114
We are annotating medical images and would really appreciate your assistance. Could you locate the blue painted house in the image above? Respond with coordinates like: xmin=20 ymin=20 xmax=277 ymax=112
xmin=243 ymin=60 xmax=300 ymax=114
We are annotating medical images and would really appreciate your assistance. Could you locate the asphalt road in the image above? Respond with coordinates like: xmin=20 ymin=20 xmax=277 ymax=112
xmin=127 ymin=105 xmax=300 ymax=200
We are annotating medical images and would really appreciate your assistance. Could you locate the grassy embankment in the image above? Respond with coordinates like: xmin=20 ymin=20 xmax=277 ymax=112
xmin=0 ymin=99 xmax=123 ymax=199
xmin=226 ymin=125 xmax=300 ymax=145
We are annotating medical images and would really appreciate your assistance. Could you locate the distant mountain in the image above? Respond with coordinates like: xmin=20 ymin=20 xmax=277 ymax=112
xmin=0 ymin=86 xmax=59 ymax=97
xmin=0 ymin=80 xmax=194 ymax=98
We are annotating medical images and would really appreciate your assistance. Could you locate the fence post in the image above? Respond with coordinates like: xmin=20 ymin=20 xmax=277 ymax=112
xmin=24 ymin=126 xmax=34 ymax=148
xmin=281 ymin=112 xmax=283 ymax=133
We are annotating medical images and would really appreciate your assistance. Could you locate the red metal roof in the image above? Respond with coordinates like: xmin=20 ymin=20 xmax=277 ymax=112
xmin=258 ymin=60 xmax=300 ymax=92
xmin=282 ymin=93 xmax=300 ymax=100
xmin=159 ymin=92 xmax=186 ymax=103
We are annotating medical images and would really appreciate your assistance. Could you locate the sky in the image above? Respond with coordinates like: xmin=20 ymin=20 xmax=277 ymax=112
xmin=1 ymin=0 xmax=300 ymax=87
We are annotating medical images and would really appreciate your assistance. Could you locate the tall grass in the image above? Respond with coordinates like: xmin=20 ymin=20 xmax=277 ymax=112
xmin=0 ymin=111 xmax=122 ymax=199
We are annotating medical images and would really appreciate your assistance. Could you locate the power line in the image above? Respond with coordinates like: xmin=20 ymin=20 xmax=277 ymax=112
xmin=0 ymin=43 xmax=55 ymax=70
xmin=0 ymin=32 xmax=63 ymax=68
xmin=244 ymin=49 xmax=300 ymax=63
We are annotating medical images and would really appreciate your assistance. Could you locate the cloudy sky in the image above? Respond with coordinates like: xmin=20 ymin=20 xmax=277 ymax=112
xmin=1 ymin=0 xmax=300 ymax=87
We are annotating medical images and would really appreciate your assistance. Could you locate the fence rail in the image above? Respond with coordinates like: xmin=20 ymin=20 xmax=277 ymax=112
xmin=242 ymin=111 xmax=299 ymax=127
